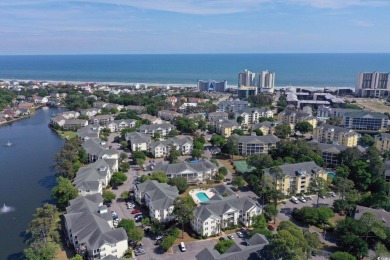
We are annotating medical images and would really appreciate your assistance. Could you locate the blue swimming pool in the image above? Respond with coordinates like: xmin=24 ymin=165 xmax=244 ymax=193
xmin=328 ymin=172 xmax=336 ymax=179
xmin=196 ymin=192 xmax=210 ymax=202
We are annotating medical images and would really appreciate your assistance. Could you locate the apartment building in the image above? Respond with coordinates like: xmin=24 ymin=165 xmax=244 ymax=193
xmin=342 ymin=110 xmax=389 ymax=131
xmin=217 ymin=100 xmax=249 ymax=113
xmin=134 ymin=180 xmax=179 ymax=222
xmin=77 ymin=124 xmax=101 ymax=142
xmin=158 ymin=110 xmax=181 ymax=122
xmin=82 ymin=138 xmax=119 ymax=165
xmin=237 ymin=135 xmax=279 ymax=156
xmin=125 ymin=132 xmax=151 ymax=151
xmin=106 ymin=119 xmax=136 ymax=133
xmin=235 ymin=107 xmax=273 ymax=125
xmin=309 ymin=141 xmax=348 ymax=167
xmin=214 ymin=119 xmax=239 ymax=137
xmin=355 ymin=72 xmax=390 ymax=98
xmin=153 ymin=159 xmax=218 ymax=183
xmin=237 ymin=86 xmax=257 ymax=99
xmin=208 ymin=111 xmax=228 ymax=122
xmin=252 ymin=121 xmax=278 ymax=135
xmin=375 ymin=133 xmax=390 ymax=152
xmin=91 ymin=115 xmax=115 ymax=126
xmin=277 ymin=109 xmax=317 ymax=129
xmin=313 ymin=123 xmax=359 ymax=147
xmin=149 ymin=136 xmax=193 ymax=158
xmin=64 ymin=194 xmax=128 ymax=259
xmin=139 ymin=123 xmax=174 ymax=138
xmin=263 ymin=161 xmax=327 ymax=195
xmin=191 ymin=196 xmax=261 ymax=237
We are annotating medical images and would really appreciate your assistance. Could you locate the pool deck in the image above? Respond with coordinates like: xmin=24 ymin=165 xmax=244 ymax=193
xmin=189 ymin=188 xmax=215 ymax=204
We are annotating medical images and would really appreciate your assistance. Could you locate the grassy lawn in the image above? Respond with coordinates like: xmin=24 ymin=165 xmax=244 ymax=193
xmin=56 ymin=130 xmax=77 ymax=139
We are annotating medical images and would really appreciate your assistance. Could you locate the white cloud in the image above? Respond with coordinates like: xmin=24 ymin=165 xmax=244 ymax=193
xmin=286 ymin=0 xmax=389 ymax=9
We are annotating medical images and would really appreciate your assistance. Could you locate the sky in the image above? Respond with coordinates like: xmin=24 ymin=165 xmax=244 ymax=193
xmin=0 ymin=0 xmax=389 ymax=54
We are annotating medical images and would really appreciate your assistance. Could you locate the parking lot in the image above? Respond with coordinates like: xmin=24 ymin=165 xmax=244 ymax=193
xmin=278 ymin=194 xmax=339 ymax=223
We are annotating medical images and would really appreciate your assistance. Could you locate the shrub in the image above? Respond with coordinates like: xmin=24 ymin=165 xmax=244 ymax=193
xmin=214 ymin=240 xmax=234 ymax=254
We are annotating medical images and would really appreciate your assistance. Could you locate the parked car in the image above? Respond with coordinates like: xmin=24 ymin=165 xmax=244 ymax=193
xmin=156 ymin=235 xmax=163 ymax=240
xmin=227 ymin=235 xmax=234 ymax=240
xmin=299 ymin=197 xmax=307 ymax=203
xmin=244 ymin=230 xmax=251 ymax=236
xmin=154 ymin=239 xmax=162 ymax=245
xmin=329 ymin=192 xmax=337 ymax=197
xmin=267 ymin=225 xmax=275 ymax=231
xmin=303 ymin=196 xmax=312 ymax=201
xmin=131 ymin=209 xmax=141 ymax=214
xmin=219 ymin=237 xmax=225 ymax=241
xmin=236 ymin=231 xmax=244 ymax=238
xmin=290 ymin=196 xmax=299 ymax=204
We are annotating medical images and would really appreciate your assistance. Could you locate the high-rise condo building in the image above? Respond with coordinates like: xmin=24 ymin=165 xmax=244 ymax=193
xmin=355 ymin=72 xmax=390 ymax=98
xmin=197 ymin=80 xmax=227 ymax=92
xmin=238 ymin=69 xmax=256 ymax=87
xmin=258 ymin=70 xmax=275 ymax=94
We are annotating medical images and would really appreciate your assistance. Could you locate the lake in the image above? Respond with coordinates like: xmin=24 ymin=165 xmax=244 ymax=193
xmin=0 ymin=108 xmax=65 ymax=259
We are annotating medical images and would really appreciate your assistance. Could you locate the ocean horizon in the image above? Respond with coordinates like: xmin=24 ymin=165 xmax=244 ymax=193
xmin=0 ymin=53 xmax=389 ymax=88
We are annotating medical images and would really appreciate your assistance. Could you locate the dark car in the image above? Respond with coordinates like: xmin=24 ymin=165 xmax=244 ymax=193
xmin=131 ymin=209 xmax=141 ymax=214
xmin=154 ymin=239 xmax=162 ymax=245
xmin=267 ymin=225 xmax=275 ymax=231
xmin=219 ymin=237 xmax=225 ymax=241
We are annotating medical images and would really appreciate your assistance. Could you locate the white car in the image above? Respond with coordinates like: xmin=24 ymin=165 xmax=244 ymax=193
xmin=236 ymin=231 xmax=244 ymax=238
xmin=227 ymin=235 xmax=234 ymax=240
xmin=299 ymin=197 xmax=307 ymax=203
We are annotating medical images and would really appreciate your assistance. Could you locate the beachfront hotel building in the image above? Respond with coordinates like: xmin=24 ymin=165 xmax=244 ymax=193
xmin=355 ymin=72 xmax=390 ymax=98
xmin=197 ymin=80 xmax=227 ymax=92
xmin=258 ymin=70 xmax=275 ymax=94
xmin=238 ymin=69 xmax=256 ymax=87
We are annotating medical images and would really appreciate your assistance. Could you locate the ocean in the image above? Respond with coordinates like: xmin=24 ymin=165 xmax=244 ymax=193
xmin=0 ymin=53 xmax=389 ymax=88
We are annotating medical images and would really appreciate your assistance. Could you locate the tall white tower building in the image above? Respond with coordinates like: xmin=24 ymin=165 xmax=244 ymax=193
xmin=238 ymin=69 xmax=256 ymax=87
xmin=258 ymin=70 xmax=275 ymax=94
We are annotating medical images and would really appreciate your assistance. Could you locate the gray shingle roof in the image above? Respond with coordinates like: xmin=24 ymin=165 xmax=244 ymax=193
xmin=263 ymin=161 xmax=324 ymax=177
xmin=195 ymin=233 xmax=268 ymax=260
xmin=73 ymin=159 xmax=110 ymax=192
xmin=238 ymin=135 xmax=279 ymax=145
xmin=126 ymin=132 xmax=151 ymax=144
xmin=253 ymin=121 xmax=278 ymax=128
xmin=82 ymin=138 xmax=118 ymax=158
xmin=77 ymin=124 xmax=100 ymax=140
xmin=237 ymin=107 xmax=271 ymax=114
xmin=139 ymin=123 xmax=174 ymax=132
xmin=64 ymin=195 xmax=127 ymax=250
xmin=154 ymin=159 xmax=217 ymax=177
xmin=354 ymin=205 xmax=390 ymax=228
xmin=316 ymin=123 xmax=358 ymax=135
xmin=344 ymin=110 xmax=388 ymax=119
xmin=136 ymin=180 xmax=179 ymax=210
xmin=309 ymin=141 xmax=348 ymax=154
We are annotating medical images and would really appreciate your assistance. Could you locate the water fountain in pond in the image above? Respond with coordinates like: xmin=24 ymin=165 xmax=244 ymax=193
xmin=0 ymin=203 xmax=15 ymax=214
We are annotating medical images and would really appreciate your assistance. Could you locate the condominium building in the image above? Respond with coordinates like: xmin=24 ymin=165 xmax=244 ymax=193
xmin=375 ymin=133 xmax=390 ymax=152
xmin=355 ymin=72 xmax=390 ymax=98
xmin=342 ymin=111 xmax=388 ymax=131
xmin=235 ymin=107 xmax=273 ymax=125
xmin=309 ymin=141 xmax=348 ymax=167
xmin=317 ymin=105 xmax=357 ymax=118
xmin=153 ymin=159 xmax=218 ymax=183
xmin=252 ymin=121 xmax=279 ymax=135
xmin=208 ymin=111 xmax=228 ymax=122
xmin=258 ymin=70 xmax=275 ymax=94
xmin=64 ymin=194 xmax=128 ymax=259
xmin=214 ymin=119 xmax=239 ymax=137
xmin=237 ymin=135 xmax=279 ymax=156
xmin=134 ymin=180 xmax=179 ymax=222
xmin=277 ymin=109 xmax=317 ymax=129
xmin=191 ymin=196 xmax=261 ymax=237
xmin=238 ymin=69 xmax=255 ymax=87
xmin=158 ymin=110 xmax=181 ymax=122
xmin=197 ymin=80 xmax=227 ymax=92
xmin=263 ymin=161 xmax=327 ymax=195
xmin=149 ymin=136 xmax=193 ymax=158
xmin=139 ymin=123 xmax=174 ymax=137
xmin=217 ymin=99 xmax=249 ymax=113
xmin=313 ymin=123 xmax=359 ymax=147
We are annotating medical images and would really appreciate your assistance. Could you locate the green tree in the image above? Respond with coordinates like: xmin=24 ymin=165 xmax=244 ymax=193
xmin=70 ymin=255 xmax=84 ymax=260
xmin=295 ymin=121 xmax=313 ymax=133
xmin=51 ymin=176 xmax=78 ymax=210
xmin=119 ymin=152 xmax=128 ymax=162
xmin=339 ymin=147 xmax=363 ymax=168
xmin=247 ymin=154 xmax=274 ymax=171
xmin=274 ymin=124 xmax=291 ymax=138
xmin=119 ymin=162 xmax=130 ymax=172
xmin=153 ymin=132 xmax=161 ymax=140
xmin=150 ymin=218 xmax=164 ymax=235
xmin=361 ymin=134 xmax=375 ymax=146
xmin=264 ymin=204 xmax=279 ymax=224
xmin=102 ymin=190 xmax=116 ymax=203
xmin=310 ymin=177 xmax=329 ymax=207
xmin=236 ymin=116 xmax=244 ymax=125
xmin=172 ymin=196 xmax=196 ymax=238
xmin=231 ymin=176 xmax=245 ymax=189
xmin=161 ymin=235 xmax=175 ymax=252
xmin=359 ymin=212 xmax=387 ymax=242
xmin=214 ymin=240 xmax=235 ymax=254
xmin=118 ymin=219 xmax=136 ymax=233
xmin=192 ymin=148 xmax=203 ymax=159
xmin=120 ymin=191 xmax=130 ymax=200
xmin=330 ymin=251 xmax=356 ymax=260
xmin=210 ymin=134 xmax=226 ymax=147
xmin=176 ymin=117 xmax=197 ymax=133
xmin=253 ymin=128 xmax=263 ymax=136
xmin=222 ymin=135 xmax=238 ymax=159
xmin=338 ymin=234 xmax=368 ymax=259
xmin=218 ymin=167 xmax=228 ymax=176
xmin=24 ymin=241 xmax=59 ymax=260
xmin=168 ymin=177 xmax=189 ymax=193
xmin=110 ymin=171 xmax=128 ymax=187
xmin=128 ymin=228 xmax=144 ymax=242
xmin=144 ymin=171 xmax=169 ymax=183
xmin=132 ymin=151 xmax=146 ymax=160
xmin=169 ymin=146 xmax=181 ymax=163
xmin=167 ymin=129 xmax=179 ymax=137
xmin=141 ymin=217 xmax=151 ymax=227
xmin=197 ymin=120 xmax=207 ymax=131
xmin=120 ymin=141 xmax=128 ymax=149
